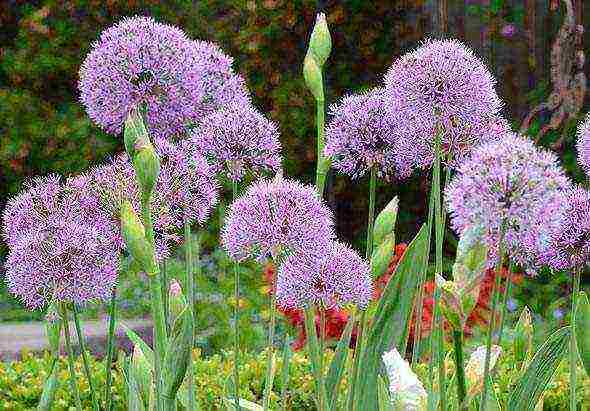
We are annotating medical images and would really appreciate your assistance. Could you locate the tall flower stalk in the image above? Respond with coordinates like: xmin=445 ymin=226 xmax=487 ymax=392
xmin=231 ymin=180 xmax=241 ymax=409
xmin=104 ymin=289 xmax=117 ymax=411
xmin=71 ymin=306 xmax=99 ymax=411
xmin=60 ymin=304 xmax=83 ymax=411
xmin=570 ymin=267 xmax=582 ymax=411
xmin=184 ymin=222 xmax=196 ymax=411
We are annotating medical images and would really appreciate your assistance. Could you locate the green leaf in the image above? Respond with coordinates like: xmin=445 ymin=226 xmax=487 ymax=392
xmin=356 ymin=224 xmax=429 ymax=410
xmin=122 ymin=324 xmax=154 ymax=366
xmin=575 ymin=291 xmax=590 ymax=375
xmin=371 ymin=235 xmax=395 ymax=279
xmin=37 ymin=359 xmax=60 ymax=411
xmin=377 ymin=376 xmax=394 ymax=411
xmin=325 ymin=317 xmax=354 ymax=408
xmin=373 ymin=196 xmax=398 ymax=247
xmin=507 ymin=326 xmax=570 ymax=411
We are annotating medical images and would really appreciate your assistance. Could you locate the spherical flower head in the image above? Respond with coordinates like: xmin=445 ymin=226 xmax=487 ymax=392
xmin=545 ymin=187 xmax=590 ymax=271
xmin=155 ymin=139 xmax=219 ymax=228
xmin=576 ymin=113 xmax=590 ymax=177
xmin=384 ymin=38 xmax=504 ymax=171
xmin=446 ymin=132 xmax=570 ymax=269
xmin=221 ymin=176 xmax=335 ymax=262
xmin=80 ymin=17 xmax=247 ymax=141
xmin=276 ymin=241 xmax=372 ymax=310
xmin=2 ymin=176 xmax=120 ymax=309
xmin=325 ymin=88 xmax=401 ymax=180
xmin=191 ymin=101 xmax=282 ymax=181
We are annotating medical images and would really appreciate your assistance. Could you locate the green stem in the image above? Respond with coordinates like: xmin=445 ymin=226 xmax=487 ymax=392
xmin=452 ymin=330 xmax=467 ymax=409
xmin=60 ymin=305 xmax=83 ymax=411
xmin=162 ymin=260 xmax=170 ymax=334
xmin=480 ymin=225 xmax=506 ymax=411
xmin=104 ymin=289 xmax=117 ymax=411
xmin=141 ymin=197 xmax=167 ymax=411
xmin=304 ymin=308 xmax=326 ymax=409
xmin=496 ymin=263 xmax=515 ymax=347
xmin=347 ymin=167 xmax=377 ymax=411
xmin=570 ymin=267 xmax=581 ymax=411
xmin=184 ymin=222 xmax=196 ymax=411
xmin=232 ymin=180 xmax=241 ymax=409
xmin=263 ymin=287 xmax=278 ymax=410
xmin=432 ymin=131 xmax=446 ymax=410
xmin=413 ymin=180 xmax=436 ymax=366
xmin=280 ymin=334 xmax=291 ymax=411
xmin=318 ymin=307 xmax=327 ymax=411
xmin=315 ymin=98 xmax=330 ymax=196
xmin=71 ymin=306 xmax=99 ymax=411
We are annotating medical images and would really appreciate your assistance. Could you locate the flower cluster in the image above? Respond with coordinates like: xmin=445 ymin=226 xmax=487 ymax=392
xmin=79 ymin=16 xmax=247 ymax=141
xmin=324 ymin=88 xmax=399 ymax=180
xmin=221 ymin=177 xmax=334 ymax=262
xmin=446 ymin=132 xmax=570 ymax=269
xmin=576 ymin=113 xmax=590 ymax=178
xmin=2 ymin=176 xmax=120 ymax=308
xmin=384 ymin=38 xmax=505 ymax=171
xmin=544 ymin=187 xmax=590 ymax=271
xmin=191 ymin=101 xmax=282 ymax=182
xmin=276 ymin=241 xmax=372 ymax=310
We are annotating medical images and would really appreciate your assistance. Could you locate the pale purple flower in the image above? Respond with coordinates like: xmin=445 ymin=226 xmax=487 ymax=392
xmin=446 ymin=132 xmax=570 ymax=269
xmin=553 ymin=308 xmax=564 ymax=320
xmin=544 ymin=187 xmax=590 ymax=271
xmin=325 ymin=88 xmax=403 ymax=180
xmin=221 ymin=176 xmax=335 ymax=262
xmin=575 ymin=113 xmax=590 ymax=177
xmin=276 ymin=241 xmax=372 ymax=309
xmin=500 ymin=24 xmax=517 ymax=38
xmin=79 ymin=16 xmax=248 ymax=141
xmin=191 ymin=101 xmax=282 ymax=181
xmin=384 ymin=39 xmax=505 ymax=171
xmin=2 ymin=176 xmax=120 ymax=309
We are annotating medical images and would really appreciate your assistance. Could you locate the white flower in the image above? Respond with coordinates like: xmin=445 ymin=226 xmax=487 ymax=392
xmin=382 ymin=348 xmax=427 ymax=410
xmin=465 ymin=345 xmax=502 ymax=396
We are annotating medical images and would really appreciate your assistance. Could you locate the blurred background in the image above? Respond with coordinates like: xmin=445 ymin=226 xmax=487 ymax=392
xmin=0 ymin=0 xmax=588 ymax=360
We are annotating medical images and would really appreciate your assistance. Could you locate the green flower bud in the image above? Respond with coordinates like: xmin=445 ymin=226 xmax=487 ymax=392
xmin=131 ymin=344 xmax=153 ymax=403
xmin=514 ymin=306 xmax=533 ymax=366
xmin=373 ymin=197 xmax=399 ymax=247
xmin=133 ymin=143 xmax=160 ymax=200
xmin=303 ymin=52 xmax=324 ymax=101
xmin=124 ymin=108 xmax=149 ymax=158
xmin=120 ymin=201 xmax=158 ymax=275
xmin=308 ymin=13 xmax=331 ymax=68
xmin=169 ymin=279 xmax=187 ymax=321
xmin=436 ymin=274 xmax=463 ymax=331
xmin=370 ymin=234 xmax=395 ymax=279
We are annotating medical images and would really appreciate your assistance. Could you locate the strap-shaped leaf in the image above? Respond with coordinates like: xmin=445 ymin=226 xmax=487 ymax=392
xmin=163 ymin=307 xmax=193 ymax=399
xmin=575 ymin=291 xmax=590 ymax=376
xmin=123 ymin=324 xmax=154 ymax=366
xmin=507 ymin=326 xmax=570 ymax=411
xmin=356 ymin=224 xmax=429 ymax=410
xmin=37 ymin=358 xmax=60 ymax=411
xmin=326 ymin=316 xmax=354 ymax=408
xmin=377 ymin=375 xmax=394 ymax=411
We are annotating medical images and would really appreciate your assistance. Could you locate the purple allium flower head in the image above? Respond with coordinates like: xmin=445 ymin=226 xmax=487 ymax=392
xmin=155 ymin=139 xmax=219 ymax=227
xmin=276 ymin=241 xmax=372 ymax=309
xmin=2 ymin=176 xmax=120 ymax=309
xmin=384 ymin=39 xmax=505 ymax=171
xmin=324 ymin=88 xmax=403 ymax=180
xmin=575 ymin=113 xmax=590 ymax=177
xmin=79 ymin=16 xmax=248 ymax=141
xmin=544 ymin=187 xmax=590 ymax=271
xmin=221 ymin=176 xmax=335 ymax=262
xmin=191 ymin=101 xmax=282 ymax=181
xmin=446 ymin=132 xmax=570 ymax=269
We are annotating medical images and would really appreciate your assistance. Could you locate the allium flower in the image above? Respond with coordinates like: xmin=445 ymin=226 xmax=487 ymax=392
xmin=382 ymin=348 xmax=428 ymax=410
xmin=79 ymin=16 xmax=248 ymax=141
xmin=384 ymin=38 xmax=505 ymax=171
xmin=191 ymin=101 xmax=282 ymax=181
xmin=2 ymin=176 xmax=120 ymax=309
xmin=575 ymin=113 xmax=590 ymax=177
xmin=221 ymin=177 xmax=335 ymax=262
xmin=155 ymin=139 xmax=219 ymax=228
xmin=446 ymin=132 xmax=570 ymax=269
xmin=275 ymin=241 xmax=372 ymax=309
xmin=544 ymin=187 xmax=590 ymax=271
xmin=325 ymin=88 xmax=401 ymax=180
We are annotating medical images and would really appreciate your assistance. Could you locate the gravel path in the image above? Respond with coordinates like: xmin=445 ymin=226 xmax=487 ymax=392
xmin=0 ymin=318 xmax=152 ymax=361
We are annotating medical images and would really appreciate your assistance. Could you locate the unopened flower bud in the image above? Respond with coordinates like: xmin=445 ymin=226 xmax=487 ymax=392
xmin=382 ymin=348 xmax=427 ymax=410
xmin=514 ymin=306 xmax=533 ymax=365
xmin=124 ymin=108 xmax=149 ymax=158
xmin=465 ymin=345 xmax=502 ymax=397
xmin=373 ymin=197 xmax=399 ymax=247
xmin=308 ymin=13 xmax=331 ymax=68
xmin=133 ymin=143 xmax=160 ymax=200
xmin=303 ymin=52 xmax=324 ymax=101
xmin=120 ymin=201 xmax=158 ymax=275
xmin=169 ymin=279 xmax=187 ymax=320
xmin=437 ymin=275 xmax=463 ymax=331
xmin=131 ymin=344 xmax=153 ymax=400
